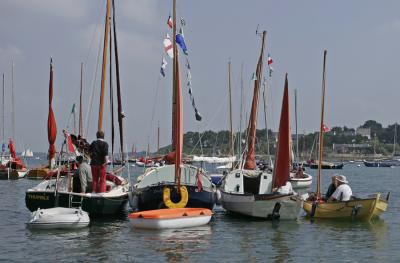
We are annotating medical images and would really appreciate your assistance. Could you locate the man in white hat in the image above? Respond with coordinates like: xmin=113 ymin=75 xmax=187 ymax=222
xmin=329 ymin=175 xmax=352 ymax=201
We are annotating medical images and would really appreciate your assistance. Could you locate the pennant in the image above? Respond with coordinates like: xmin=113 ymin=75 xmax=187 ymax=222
xmin=163 ymin=34 xmax=173 ymax=58
xmin=251 ymin=72 xmax=257 ymax=81
xmin=63 ymin=130 xmax=75 ymax=153
xmin=185 ymin=57 xmax=191 ymax=70
xmin=167 ymin=16 xmax=173 ymax=29
xmin=269 ymin=66 xmax=274 ymax=77
xmin=180 ymin=17 xmax=186 ymax=26
xmin=176 ymin=33 xmax=188 ymax=55
xmin=267 ymin=53 xmax=273 ymax=65
xmin=160 ymin=57 xmax=167 ymax=77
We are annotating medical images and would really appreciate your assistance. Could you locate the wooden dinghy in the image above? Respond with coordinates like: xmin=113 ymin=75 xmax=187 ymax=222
xmin=303 ymin=193 xmax=389 ymax=221
xmin=27 ymin=207 xmax=90 ymax=229
xmin=128 ymin=208 xmax=213 ymax=229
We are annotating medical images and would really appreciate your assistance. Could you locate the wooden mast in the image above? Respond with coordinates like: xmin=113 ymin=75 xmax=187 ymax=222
xmin=79 ymin=63 xmax=83 ymax=137
xmin=294 ymin=89 xmax=299 ymax=162
xmin=112 ymin=0 xmax=125 ymax=161
xmin=171 ymin=0 xmax=177 ymax=152
xmin=97 ymin=0 xmax=111 ymax=133
xmin=244 ymin=31 xmax=266 ymax=170
xmin=316 ymin=50 xmax=327 ymax=199
xmin=2 ymin=74 xmax=4 ymax=152
xmin=11 ymin=62 xmax=15 ymax=141
xmin=172 ymin=0 xmax=183 ymax=186
xmin=228 ymin=60 xmax=234 ymax=157
xmin=238 ymin=63 xmax=244 ymax=157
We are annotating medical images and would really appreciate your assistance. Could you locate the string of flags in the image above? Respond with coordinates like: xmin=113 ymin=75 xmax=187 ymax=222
xmin=160 ymin=15 xmax=202 ymax=121
xmin=251 ymin=53 xmax=274 ymax=80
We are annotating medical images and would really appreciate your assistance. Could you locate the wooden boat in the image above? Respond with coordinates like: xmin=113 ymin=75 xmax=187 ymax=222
xmin=220 ymin=34 xmax=301 ymax=220
xmin=363 ymin=160 xmax=397 ymax=168
xmin=27 ymin=207 xmax=90 ymax=229
xmin=309 ymin=161 xmax=344 ymax=169
xmin=303 ymin=193 xmax=389 ymax=220
xmin=26 ymin=0 xmax=130 ymax=217
xmin=302 ymin=51 xmax=388 ymax=220
xmin=130 ymin=0 xmax=215 ymax=212
xmin=0 ymin=139 xmax=28 ymax=180
xmin=129 ymin=208 xmax=212 ymax=229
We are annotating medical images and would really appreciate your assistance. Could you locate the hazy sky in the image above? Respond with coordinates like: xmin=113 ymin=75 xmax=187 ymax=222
xmin=0 ymin=0 xmax=399 ymax=152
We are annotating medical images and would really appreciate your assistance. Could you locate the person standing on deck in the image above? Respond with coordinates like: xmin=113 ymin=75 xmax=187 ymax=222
xmin=90 ymin=131 xmax=109 ymax=193
xmin=75 ymin=155 xmax=92 ymax=193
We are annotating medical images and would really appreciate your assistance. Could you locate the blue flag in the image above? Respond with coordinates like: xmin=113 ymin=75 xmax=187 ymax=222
xmin=176 ymin=33 xmax=188 ymax=55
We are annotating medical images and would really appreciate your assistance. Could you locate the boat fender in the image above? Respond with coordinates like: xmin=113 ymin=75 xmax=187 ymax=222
xmin=386 ymin=192 xmax=391 ymax=202
xmin=267 ymin=202 xmax=281 ymax=220
xmin=351 ymin=204 xmax=362 ymax=218
xmin=310 ymin=202 xmax=317 ymax=218
xmin=163 ymin=186 xmax=188 ymax=208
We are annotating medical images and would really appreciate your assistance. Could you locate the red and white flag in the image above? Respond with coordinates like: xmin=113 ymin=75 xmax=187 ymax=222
xmin=163 ymin=34 xmax=173 ymax=59
xmin=167 ymin=16 xmax=173 ymax=29
xmin=267 ymin=53 xmax=273 ymax=65
xmin=322 ymin=124 xmax=329 ymax=133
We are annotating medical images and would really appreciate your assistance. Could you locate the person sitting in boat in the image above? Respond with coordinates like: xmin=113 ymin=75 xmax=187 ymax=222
xmin=329 ymin=175 xmax=352 ymax=202
xmin=323 ymin=175 xmax=337 ymax=201
xmin=73 ymin=155 xmax=92 ymax=193
xmin=90 ymin=131 xmax=109 ymax=193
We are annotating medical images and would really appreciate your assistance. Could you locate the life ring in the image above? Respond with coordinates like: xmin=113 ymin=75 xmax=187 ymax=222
xmin=163 ymin=186 xmax=189 ymax=208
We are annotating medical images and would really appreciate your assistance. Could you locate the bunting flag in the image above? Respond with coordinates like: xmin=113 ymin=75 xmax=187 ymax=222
xmin=322 ymin=124 xmax=329 ymax=133
xmin=267 ymin=53 xmax=273 ymax=65
xmin=267 ymin=53 xmax=274 ymax=77
xmin=63 ymin=130 xmax=76 ymax=153
xmin=176 ymin=28 xmax=188 ymax=55
xmin=185 ymin=58 xmax=202 ymax=121
xmin=251 ymin=72 xmax=257 ymax=80
xmin=180 ymin=17 xmax=186 ymax=26
xmin=160 ymin=57 xmax=167 ymax=77
xmin=167 ymin=16 xmax=173 ymax=28
xmin=185 ymin=57 xmax=191 ymax=70
xmin=163 ymin=34 xmax=173 ymax=58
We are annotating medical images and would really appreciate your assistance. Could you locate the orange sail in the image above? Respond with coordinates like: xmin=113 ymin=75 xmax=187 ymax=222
xmin=272 ymin=74 xmax=290 ymax=188
xmin=244 ymin=31 xmax=266 ymax=170
xmin=47 ymin=59 xmax=57 ymax=163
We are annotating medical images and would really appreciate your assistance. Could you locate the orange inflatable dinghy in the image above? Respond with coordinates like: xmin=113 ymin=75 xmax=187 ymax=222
xmin=129 ymin=208 xmax=213 ymax=229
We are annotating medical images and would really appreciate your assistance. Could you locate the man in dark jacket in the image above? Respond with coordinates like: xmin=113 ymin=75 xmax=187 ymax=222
xmin=90 ymin=131 xmax=109 ymax=193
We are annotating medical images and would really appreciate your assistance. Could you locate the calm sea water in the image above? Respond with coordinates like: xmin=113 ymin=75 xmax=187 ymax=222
xmin=1 ymin=158 xmax=399 ymax=262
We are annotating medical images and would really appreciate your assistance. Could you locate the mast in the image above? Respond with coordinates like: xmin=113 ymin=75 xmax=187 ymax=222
xmin=109 ymin=21 xmax=115 ymax=161
xmin=2 ymin=74 xmax=4 ymax=151
xmin=11 ymin=63 xmax=15 ymax=141
xmin=171 ymin=0 xmax=177 ymax=152
xmin=244 ymin=31 xmax=266 ymax=170
xmin=272 ymin=74 xmax=290 ymax=189
xmin=79 ymin=63 xmax=83 ymax=137
xmin=262 ymin=77 xmax=271 ymax=163
xmin=172 ymin=0 xmax=183 ymax=186
xmin=112 ymin=0 xmax=125 ymax=161
xmin=294 ymin=89 xmax=299 ymax=162
xmin=228 ymin=60 xmax=234 ymax=157
xmin=157 ymin=122 xmax=160 ymax=153
xmin=238 ymin=62 xmax=244 ymax=157
xmin=97 ymin=0 xmax=111 ymax=133
xmin=316 ymin=50 xmax=328 ymax=199
xmin=394 ymin=123 xmax=397 ymax=156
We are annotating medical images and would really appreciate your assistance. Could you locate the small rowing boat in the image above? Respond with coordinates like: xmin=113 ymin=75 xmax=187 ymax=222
xmin=128 ymin=208 xmax=212 ymax=229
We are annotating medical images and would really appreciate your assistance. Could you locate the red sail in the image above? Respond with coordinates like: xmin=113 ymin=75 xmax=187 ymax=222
xmin=47 ymin=59 xmax=57 ymax=161
xmin=244 ymin=31 xmax=266 ymax=170
xmin=272 ymin=74 xmax=290 ymax=188
xmin=8 ymin=138 xmax=16 ymax=159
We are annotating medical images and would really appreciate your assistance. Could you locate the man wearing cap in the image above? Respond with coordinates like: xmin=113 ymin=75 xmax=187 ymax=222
xmin=74 ymin=155 xmax=92 ymax=193
xmin=90 ymin=131 xmax=109 ymax=193
xmin=329 ymin=175 xmax=352 ymax=201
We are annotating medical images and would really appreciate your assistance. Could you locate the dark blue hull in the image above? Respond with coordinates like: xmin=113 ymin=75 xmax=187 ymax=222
xmin=363 ymin=161 xmax=394 ymax=167
xmin=136 ymin=185 xmax=215 ymax=211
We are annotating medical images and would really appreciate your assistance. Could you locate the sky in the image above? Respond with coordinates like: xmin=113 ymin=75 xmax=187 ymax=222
xmin=0 ymin=0 xmax=399 ymax=152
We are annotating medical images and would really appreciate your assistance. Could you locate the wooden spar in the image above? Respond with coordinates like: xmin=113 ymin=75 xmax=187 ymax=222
xmin=109 ymin=22 xmax=115 ymax=160
xmin=262 ymin=77 xmax=271 ymax=161
xmin=11 ymin=62 xmax=15 ymax=141
xmin=272 ymin=74 xmax=290 ymax=188
xmin=244 ymin=31 xmax=266 ymax=170
xmin=294 ymin=89 xmax=298 ymax=162
xmin=238 ymin=62 xmax=244 ymax=157
xmin=2 ymin=74 xmax=4 ymax=147
xmin=393 ymin=123 xmax=397 ymax=156
xmin=172 ymin=0 xmax=182 ymax=186
xmin=157 ymin=123 xmax=160 ymax=153
xmin=317 ymin=50 xmax=327 ymax=199
xmin=112 ymin=0 xmax=125 ymax=161
xmin=97 ymin=0 xmax=111 ymax=133
xmin=228 ymin=61 xmax=234 ymax=157
xmin=79 ymin=63 xmax=83 ymax=137
xmin=171 ymin=0 xmax=177 ymax=152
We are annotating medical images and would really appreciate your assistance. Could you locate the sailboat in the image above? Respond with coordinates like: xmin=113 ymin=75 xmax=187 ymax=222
xmin=130 ymin=0 xmax=215 ymax=212
xmin=21 ymin=148 xmax=34 ymax=158
xmin=220 ymin=31 xmax=301 ymax=219
xmin=0 ymin=66 xmax=28 ymax=180
xmin=302 ymin=50 xmax=389 ymax=220
xmin=26 ymin=0 xmax=129 ymax=216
